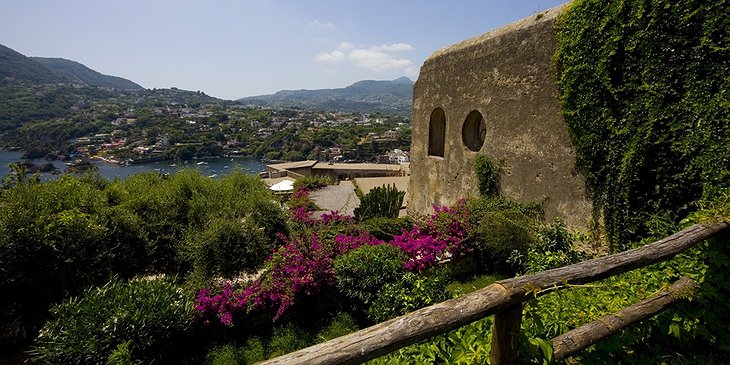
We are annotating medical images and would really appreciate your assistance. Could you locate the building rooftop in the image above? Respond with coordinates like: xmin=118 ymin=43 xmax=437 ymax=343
xmin=267 ymin=160 xmax=318 ymax=171
xmin=313 ymin=163 xmax=404 ymax=171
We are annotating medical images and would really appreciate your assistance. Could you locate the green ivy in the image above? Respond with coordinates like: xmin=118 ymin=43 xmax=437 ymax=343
xmin=555 ymin=0 xmax=730 ymax=248
xmin=473 ymin=155 xmax=500 ymax=198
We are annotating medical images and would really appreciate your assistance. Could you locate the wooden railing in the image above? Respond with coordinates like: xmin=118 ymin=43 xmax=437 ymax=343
xmin=258 ymin=221 xmax=728 ymax=365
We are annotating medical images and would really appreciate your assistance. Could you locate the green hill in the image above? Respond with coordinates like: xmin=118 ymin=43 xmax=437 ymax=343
xmin=239 ymin=77 xmax=413 ymax=116
xmin=31 ymin=57 xmax=143 ymax=90
xmin=0 ymin=44 xmax=66 ymax=85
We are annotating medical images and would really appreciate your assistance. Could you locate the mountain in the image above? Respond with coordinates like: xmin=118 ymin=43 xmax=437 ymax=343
xmin=0 ymin=44 xmax=67 ymax=85
xmin=0 ymin=43 xmax=142 ymax=90
xmin=239 ymin=77 xmax=414 ymax=116
xmin=31 ymin=57 xmax=143 ymax=90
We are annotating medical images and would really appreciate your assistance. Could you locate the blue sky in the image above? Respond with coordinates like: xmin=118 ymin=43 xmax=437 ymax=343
xmin=0 ymin=0 xmax=566 ymax=100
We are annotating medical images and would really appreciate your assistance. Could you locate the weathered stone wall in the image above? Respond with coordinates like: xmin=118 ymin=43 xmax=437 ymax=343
xmin=408 ymin=3 xmax=592 ymax=230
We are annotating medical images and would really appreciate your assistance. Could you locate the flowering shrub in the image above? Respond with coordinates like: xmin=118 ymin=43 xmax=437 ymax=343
xmin=289 ymin=188 xmax=316 ymax=226
xmin=196 ymin=199 xmax=383 ymax=324
xmin=393 ymin=202 xmax=470 ymax=270
xmin=196 ymin=198 xmax=471 ymax=326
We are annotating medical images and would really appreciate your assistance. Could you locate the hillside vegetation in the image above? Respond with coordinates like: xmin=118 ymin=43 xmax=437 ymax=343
xmin=0 ymin=44 xmax=66 ymax=86
xmin=31 ymin=57 xmax=143 ymax=90
xmin=239 ymin=77 xmax=413 ymax=116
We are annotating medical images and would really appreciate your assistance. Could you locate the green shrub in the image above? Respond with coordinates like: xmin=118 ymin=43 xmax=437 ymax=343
xmin=466 ymin=197 xmax=541 ymax=273
xmin=107 ymin=341 xmax=140 ymax=365
xmin=360 ymin=217 xmax=414 ymax=241
xmin=183 ymin=217 xmax=271 ymax=281
xmin=293 ymin=175 xmax=331 ymax=190
xmin=240 ymin=337 xmax=266 ymax=364
xmin=522 ymin=220 xmax=584 ymax=273
xmin=368 ymin=269 xmax=450 ymax=323
xmin=473 ymin=155 xmax=500 ymax=197
xmin=0 ymin=177 xmax=148 ymax=349
xmin=354 ymin=184 xmax=405 ymax=220
xmin=206 ymin=344 xmax=245 ymax=365
xmin=268 ymin=323 xmax=311 ymax=358
xmin=120 ymin=170 xmax=288 ymax=274
xmin=334 ymin=244 xmax=407 ymax=306
xmin=34 ymin=277 xmax=195 ymax=365
xmin=315 ymin=312 xmax=359 ymax=343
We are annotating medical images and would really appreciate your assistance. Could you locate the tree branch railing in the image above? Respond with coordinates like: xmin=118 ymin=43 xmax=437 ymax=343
xmin=258 ymin=221 xmax=728 ymax=365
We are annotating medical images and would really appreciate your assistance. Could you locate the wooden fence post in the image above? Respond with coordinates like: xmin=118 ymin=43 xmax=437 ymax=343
xmin=490 ymin=303 xmax=523 ymax=365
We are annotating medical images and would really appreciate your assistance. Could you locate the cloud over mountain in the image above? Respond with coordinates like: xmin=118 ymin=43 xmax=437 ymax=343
xmin=315 ymin=42 xmax=416 ymax=77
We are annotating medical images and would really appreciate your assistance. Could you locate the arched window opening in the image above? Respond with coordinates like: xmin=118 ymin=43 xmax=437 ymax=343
xmin=462 ymin=110 xmax=486 ymax=152
xmin=428 ymin=108 xmax=446 ymax=157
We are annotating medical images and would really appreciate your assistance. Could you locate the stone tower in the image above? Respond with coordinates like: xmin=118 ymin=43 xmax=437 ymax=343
xmin=408 ymin=3 xmax=592 ymax=230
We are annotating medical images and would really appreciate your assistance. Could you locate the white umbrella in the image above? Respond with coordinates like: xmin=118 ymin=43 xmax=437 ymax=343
xmin=269 ymin=179 xmax=295 ymax=192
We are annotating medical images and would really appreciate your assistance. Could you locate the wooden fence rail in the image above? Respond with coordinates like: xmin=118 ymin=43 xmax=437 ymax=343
xmin=551 ymin=276 xmax=698 ymax=360
xmin=258 ymin=221 xmax=728 ymax=365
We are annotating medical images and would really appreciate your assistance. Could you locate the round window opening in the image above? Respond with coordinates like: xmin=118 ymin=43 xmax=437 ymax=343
xmin=462 ymin=110 xmax=486 ymax=152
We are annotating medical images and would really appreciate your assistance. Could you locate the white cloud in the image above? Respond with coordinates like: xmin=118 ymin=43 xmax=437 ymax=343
xmin=339 ymin=41 xmax=354 ymax=50
xmin=374 ymin=43 xmax=414 ymax=52
xmin=348 ymin=48 xmax=413 ymax=70
xmin=404 ymin=66 xmax=419 ymax=77
xmin=308 ymin=20 xmax=335 ymax=28
xmin=324 ymin=69 xmax=338 ymax=74
xmin=315 ymin=50 xmax=345 ymax=62
xmin=315 ymin=42 xmax=416 ymax=74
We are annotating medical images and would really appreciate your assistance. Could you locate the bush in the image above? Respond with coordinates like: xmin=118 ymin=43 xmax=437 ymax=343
xmin=315 ymin=312 xmax=359 ymax=343
xmin=368 ymin=269 xmax=450 ymax=323
xmin=0 ymin=177 xmax=148 ymax=349
xmin=204 ymin=337 xmax=265 ymax=365
xmin=121 ymin=170 xmax=288 ymax=274
xmin=354 ymin=184 xmax=405 ymax=220
xmin=183 ymin=217 xmax=271 ymax=281
xmin=268 ymin=323 xmax=311 ymax=358
xmin=522 ymin=220 xmax=584 ymax=273
xmin=206 ymin=344 xmax=244 ymax=365
xmin=360 ymin=217 xmax=414 ymax=241
xmin=34 ymin=277 xmax=196 ymax=365
xmin=466 ymin=197 xmax=541 ymax=273
xmin=333 ymin=244 xmax=407 ymax=306
xmin=392 ymin=203 xmax=470 ymax=271
xmin=293 ymin=175 xmax=331 ymax=190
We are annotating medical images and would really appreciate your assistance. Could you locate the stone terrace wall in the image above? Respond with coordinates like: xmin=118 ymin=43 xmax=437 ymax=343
xmin=408 ymin=3 xmax=592 ymax=230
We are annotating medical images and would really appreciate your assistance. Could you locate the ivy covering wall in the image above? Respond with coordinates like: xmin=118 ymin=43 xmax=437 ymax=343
xmin=555 ymin=0 xmax=729 ymax=247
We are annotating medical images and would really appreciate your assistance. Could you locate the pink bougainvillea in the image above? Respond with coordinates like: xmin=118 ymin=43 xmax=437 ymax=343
xmin=392 ymin=200 xmax=470 ymax=270
xmin=195 ymin=190 xmax=471 ymax=326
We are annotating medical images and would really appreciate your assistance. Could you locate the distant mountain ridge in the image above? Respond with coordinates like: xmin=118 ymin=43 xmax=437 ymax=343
xmin=31 ymin=57 xmax=143 ymax=90
xmin=239 ymin=77 xmax=413 ymax=116
xmin=0 ymin=44 xmax=67 ymax=85
xmin=0 ymin=43 xmax=142 ymax=90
